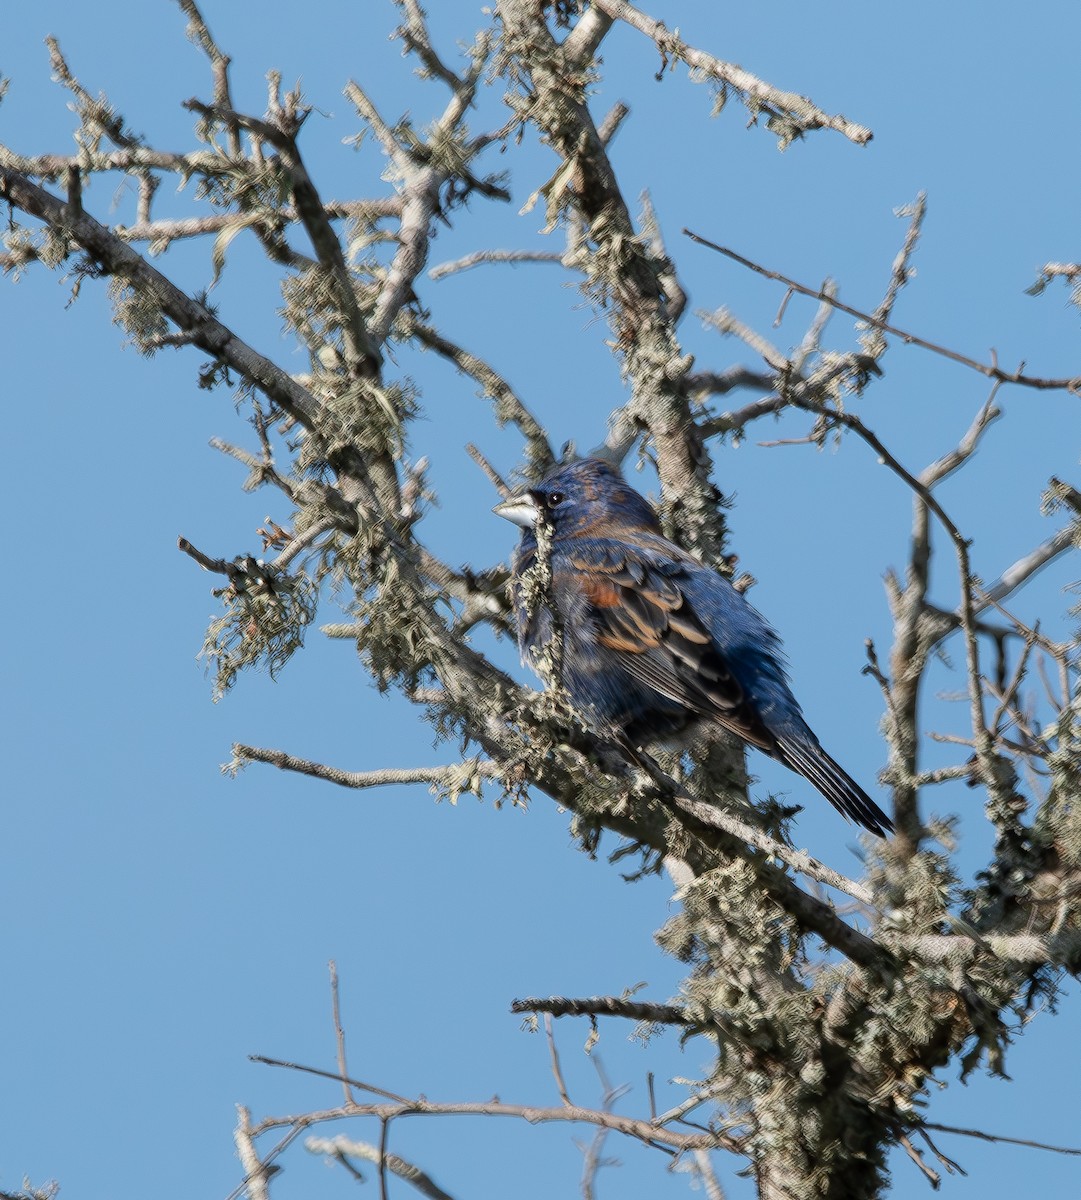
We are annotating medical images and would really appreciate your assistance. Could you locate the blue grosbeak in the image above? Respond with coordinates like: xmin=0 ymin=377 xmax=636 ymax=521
xmin=495 ymin=457 xmax=893 ymax=837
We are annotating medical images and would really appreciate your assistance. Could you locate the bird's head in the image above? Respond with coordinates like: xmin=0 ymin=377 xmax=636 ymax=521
xmin=493 ymin=457 xmax=662 ymax=541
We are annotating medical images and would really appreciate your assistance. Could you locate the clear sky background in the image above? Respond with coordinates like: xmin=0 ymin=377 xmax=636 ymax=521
xmin=3 ymin=3 xmax=1080 ymax=1198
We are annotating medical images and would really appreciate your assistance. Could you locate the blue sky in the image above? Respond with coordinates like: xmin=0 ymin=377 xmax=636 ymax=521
xmin=3 ymin=3 xmax=1081 ymax=1198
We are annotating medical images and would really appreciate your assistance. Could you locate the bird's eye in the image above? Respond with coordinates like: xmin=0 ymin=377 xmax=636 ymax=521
xmin=546 ymin=491 xmax=565 ymax=508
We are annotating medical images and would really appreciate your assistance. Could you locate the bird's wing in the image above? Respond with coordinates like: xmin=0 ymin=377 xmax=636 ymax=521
xmin=557 ymin=537 xmax=894 ymax=835
xmin=560 ymin=540 xmax=778 ymax=754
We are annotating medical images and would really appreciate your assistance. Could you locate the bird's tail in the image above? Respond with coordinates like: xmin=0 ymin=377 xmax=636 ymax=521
xmin=775 ymin=736 xmax=893 ymax=837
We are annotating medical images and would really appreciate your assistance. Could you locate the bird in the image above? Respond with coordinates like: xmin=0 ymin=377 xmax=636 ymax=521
xmin=494 ymin=456 xmax=893 ymax=837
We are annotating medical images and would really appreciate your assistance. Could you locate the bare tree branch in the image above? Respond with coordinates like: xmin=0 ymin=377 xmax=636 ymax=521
xmin=513 ymin=994 xmax=693 ymax=1027
xmin=0 ymin=168 xmax=322 ymax=427
xmin=403 ymin=313 xmax=555 ymax=471
xmin=234 ymin=1106 xmax=274 ymax=1200
xmin=590 ymin=0 xmax=873 ymax=146
xmin=429 ymin=248 xmax=566 ymax=280
xmin=685 ymin=229 xmax=1081 ymax=392
xmin=544 ymin=1014 xmax=573 ymax=1107
xmin=922 ymin=1121 xmax=1081 ymax=1158
xmin=307 ymin=1135 xmax=458 ymax=1200
xmin=230 ymin=746 xmax=498 ymax=795
xmin=249 ymin=1054 xmax=740 ymax=1154
xmin=920 ymin=386 xmax=1002 ymax=488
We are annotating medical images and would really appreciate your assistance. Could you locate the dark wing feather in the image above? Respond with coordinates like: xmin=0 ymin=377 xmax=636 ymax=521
xmin=564 ymin=546 xmax=777 ymax=754
xmin=774 ymin=736 xmax=894 ymax=837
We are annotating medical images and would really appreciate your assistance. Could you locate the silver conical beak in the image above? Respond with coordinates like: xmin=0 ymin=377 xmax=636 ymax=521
xmin=493 ymin=493 xmax=539 ymax=529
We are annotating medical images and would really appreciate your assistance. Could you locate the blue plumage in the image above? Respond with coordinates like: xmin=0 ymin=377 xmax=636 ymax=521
xmin=495 ymin=457 xmax=892 ymax=837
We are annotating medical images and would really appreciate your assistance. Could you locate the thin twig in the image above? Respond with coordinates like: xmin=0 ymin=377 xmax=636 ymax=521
xmin=396 ymin=0 xmax=462 ymax=89
xmin=976 ymin=527 xmax=1077 ymax=613
xmin=545 ymin=1014 xmax=573 ymax=1106
xmin=898 ymin=1131 xmax=941 ymax=1189
xmin=653 ymin=1088 xmax=729 ymax=1129
xmin=917 ymin=1128 xmax=967 ymax=1178
xmin=231 ymin=746 xmax=497 ymax=791
xmin=580 ymin=1056 xmax=629 ymax=1199
xmin=250 ymin=1056 xmax=410 ymax=1105
xmin=700 ymin=308 xmax=789 ymax=373
xmin=591 ymin=0 xmax=873 ymax=144
xmin=405 ymin=315 xmax=554 ymax=470
xmin=328 ymin=961 xmax=354 ymax=1106
xmin=249 ymin=1055 xmax=738 ymax=1152
xmin=790 ymin=280 xmax=836 ymax=370
xmin=920 ymin=385 xmax=1003 ymax=488
xmin=429 ymin=248 xmax=566 ymax=280
xmin=667 ymin=783 xmax=876 ymax=906
xmin=379 ymin=1119 xmax=390 ymax=1200
xmin=175 ymin=0 xmax=234 ymax=115
xmin=466 ymin=443 xmax=511 ymax=495
xmin=307 ymin=1136 xmax=458 ymax=1200
xmin=922 ymin=1121 xmax=1081 ymax=1158
xmin=116 ymin=199 xmax=400 ymax=246
xmin=684 ymin=229 xmax=1081 ymax=392
xmin=867 ymin=193 xmax=927 ymax=337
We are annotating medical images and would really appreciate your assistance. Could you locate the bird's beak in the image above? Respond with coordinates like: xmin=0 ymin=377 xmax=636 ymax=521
xmin=493 ymin=492 xmax=538 ymax=529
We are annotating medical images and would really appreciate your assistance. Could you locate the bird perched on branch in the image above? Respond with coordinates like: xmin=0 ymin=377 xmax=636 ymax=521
xmin=495 ymin=456 xmax=893 ymax=837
